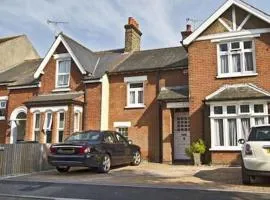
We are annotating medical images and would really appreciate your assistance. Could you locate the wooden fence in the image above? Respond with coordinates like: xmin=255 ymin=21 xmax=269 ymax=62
xmin=0 ymin=143 xmax=53 ymax=177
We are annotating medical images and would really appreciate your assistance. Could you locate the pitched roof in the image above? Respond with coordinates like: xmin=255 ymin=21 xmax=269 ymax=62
xmin=110 ymin=46 xmax=188 ymax=73
xmin=183 ymin=0 xmax=270 ymax=45
xmin=25 ymin=91 xmax=84 ymax=104
xmin=0 ymin=35 xmax=22 ymax=44
xmin=157 ymin=86 xmax=189 ymax=101
xmin=0 ymin=59 xmax=42 ymax=86
xmin=205 ymin=84 xmax=270 ymax=102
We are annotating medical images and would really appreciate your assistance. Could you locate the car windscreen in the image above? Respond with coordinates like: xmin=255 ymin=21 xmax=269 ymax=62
xmin=65 ymin=131 xmax=102 ymax=142
xmin=248 ymin=127 xmax=270 ymax=141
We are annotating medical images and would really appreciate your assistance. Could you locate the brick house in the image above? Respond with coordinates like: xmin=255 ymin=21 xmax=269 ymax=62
xmin=0 ymin=17 xmax=188 ymax=163
xmin=183 ymin=0 xmax=270 ymax=164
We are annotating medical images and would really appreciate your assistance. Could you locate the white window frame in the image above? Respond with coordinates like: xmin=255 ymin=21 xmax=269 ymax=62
xmin=217 ymin=40 xmax=256 ymax=78
xmin=55 ymin=56 xmax=71 ymax=89
xmin=0 ymin=100 xmax=7 ymax=120
xmin=33 ymin=112 xmax=41 ymax=141
xmin=116 ymin=127 xmax=129 ymax=138
xmin=44 ymin=111 xmax=53 ymax=143
xmin=126 ymin=82 xmax=145 ymax=108
xmin=57 ymin=111 xmax=65 ymax=142
xmin=74 ymin=111 xmax=81 ymax=132
xmin=210 ymin=101 xmax=269 ymax=151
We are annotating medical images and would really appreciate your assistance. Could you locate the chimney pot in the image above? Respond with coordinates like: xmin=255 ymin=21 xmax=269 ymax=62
xmin=181 ymin=24 xmax=192 ymax=41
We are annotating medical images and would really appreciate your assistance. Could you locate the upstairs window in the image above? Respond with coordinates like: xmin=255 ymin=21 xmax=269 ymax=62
xmin=128 ymin=83 xmax=144 ymax=107
xmin=218 ymin=41 xmax=255 ymax=77
xmin=56 ymin=59 xmax=71 ymax=88
xmin=0 ymin=101 xmax=7 ymax=120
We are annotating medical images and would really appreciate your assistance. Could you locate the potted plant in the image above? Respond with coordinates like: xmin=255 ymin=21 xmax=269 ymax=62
xmin=185 ymin=139 xmax=206 ymax=166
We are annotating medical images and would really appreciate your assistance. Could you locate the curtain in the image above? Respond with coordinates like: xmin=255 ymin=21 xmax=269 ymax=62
xmin=241 ymin=118 xmax=250 ymax=140
xmin=232 ymin=54 xmax=241 ymax=72
xmin=245 ymin=52 xmax=253 ymax=71
xmin=228 ymin=119 xmax=237 ymax=146
xmin=220 ymin=55 xmax=229 ymax=73
xmin=215 ymin=119 xmax=224 ymax=146
xmin=129 ymin=91 xmax=135 ymax=104
xmin=255 ymin=117 xmax=264 ymax=125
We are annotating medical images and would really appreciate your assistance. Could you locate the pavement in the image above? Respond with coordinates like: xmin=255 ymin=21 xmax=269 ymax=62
xmin=2 ymin=161 xmax=270 ymax=193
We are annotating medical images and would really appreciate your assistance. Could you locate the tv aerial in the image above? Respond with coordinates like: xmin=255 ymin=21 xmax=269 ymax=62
xmin=47 ymin=19 xmax=69 ymax=36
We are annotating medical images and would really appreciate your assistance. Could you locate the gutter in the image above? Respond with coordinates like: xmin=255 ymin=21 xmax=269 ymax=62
xmin=7 ymin=82 xmax=41 ymax=90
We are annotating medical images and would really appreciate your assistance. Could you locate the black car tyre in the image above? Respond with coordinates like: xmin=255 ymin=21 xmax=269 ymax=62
xmin=131 ymin=151 xmax=141 ymax=166
xmin=242 ymin=165 xmax=251 ymax=185
xmin=98 ymin=154 xmax=111 ymax=173
xmin=56 ymin=166 xmax=70 ymax=173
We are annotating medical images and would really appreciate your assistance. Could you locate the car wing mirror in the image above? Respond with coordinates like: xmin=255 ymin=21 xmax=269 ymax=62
xmin=238 ymin=138 xmax=245 ymax=144
xmin=128 ymin=140 xmax=133 ymax=145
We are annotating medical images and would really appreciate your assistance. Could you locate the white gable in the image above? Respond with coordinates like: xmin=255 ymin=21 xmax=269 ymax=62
xmin=34 ymin=34 xmax=86 ymax=79
xmin=183 ymin=0 xmax=270 ymax=45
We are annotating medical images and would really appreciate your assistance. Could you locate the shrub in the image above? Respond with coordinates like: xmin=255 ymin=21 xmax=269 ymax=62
xmin=185 ymin=139 xmax=206 ymax=158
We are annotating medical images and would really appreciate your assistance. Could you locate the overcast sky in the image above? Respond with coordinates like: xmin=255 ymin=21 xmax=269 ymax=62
xmin=0 ymin=0 xmax=269 ymax=56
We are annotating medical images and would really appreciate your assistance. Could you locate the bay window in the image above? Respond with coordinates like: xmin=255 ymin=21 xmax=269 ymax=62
xmin=57 ymin=112 xmax=65 ymax=142
xmin=210 ymin=102 xmax=268 ymax=150
xmin=0 ymin=100 xmax=7 ymax=120
xmin=33 ymin=112 xmax=41 ymax=142
xmin=74 ymin=111 xmax=81 ymax=132
xmin=44 ymin=112 xmax=53 ymax=143
xmin=218 ymin=40 xmax=256 ymax=77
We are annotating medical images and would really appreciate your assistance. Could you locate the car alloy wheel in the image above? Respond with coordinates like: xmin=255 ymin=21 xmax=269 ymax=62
xmin=131 ymin=151 xmax=141 ymax=166
xmin=99 ymin=154 xmax=111 ymax=173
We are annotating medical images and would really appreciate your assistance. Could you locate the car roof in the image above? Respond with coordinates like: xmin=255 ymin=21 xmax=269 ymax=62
xmin=251 ymin=124 xmax=270 ymax=128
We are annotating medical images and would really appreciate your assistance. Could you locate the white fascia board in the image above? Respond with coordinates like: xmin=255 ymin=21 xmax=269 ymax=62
xmin=205 ymin=85 xmax=228 ymax=100
xmin=8 ymin=83 xmax=41 ymax=90
xmin=124 ymin=75 xmax=147 ymax=83
xmin=210 ymin=33 xmax=260 ymax=43
xmin=198 ymin=28 xmax=270 ymax=42
xmin=183 ymin=0 xmax=270 ymax=46
xmin=183 ymin=0 xmax=234 ymax=45
xmin=83 ymin=79 xmax=102 ymax=84
xmin=53 ymin=53 xmax=71 ymax=59
xmin=0 ymin=96 xmax=8 ymax=100
xmin=113 ymin=121 xmax=131 ymax=128
xmin=34 ymin=35 xmax=86 ymax=79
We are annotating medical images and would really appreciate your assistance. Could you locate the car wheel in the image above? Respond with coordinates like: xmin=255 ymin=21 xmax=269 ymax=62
xmin=131 ymin=151 xmax=141 ymax=166
xmin=242 ymin=165 xmax=251 ymax=185
xmin=98 ymin=154 xmax=111 ymax=173
xmin=56 ymin=166 xmax=70 ymax=173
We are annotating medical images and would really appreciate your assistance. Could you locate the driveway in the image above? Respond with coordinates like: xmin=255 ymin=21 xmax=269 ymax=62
xmin=4 ymin=162 xmax=270 ymax=193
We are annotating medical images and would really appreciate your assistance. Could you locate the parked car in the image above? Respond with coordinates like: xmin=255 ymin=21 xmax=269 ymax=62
xmin=238 ymin=125 xmax=270 ymax=185
xmin=48 ymin=130 xmax=141 ymax=173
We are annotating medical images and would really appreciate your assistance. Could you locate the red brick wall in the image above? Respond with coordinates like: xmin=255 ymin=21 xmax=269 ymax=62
xmin=188 ymin=33 xmax=270 ymax=163
xmin=84 ymin=83 xmax=102 ymax=130
xmin=0 ymin=86 xmax=9 ymax=143
xmin=109 ymin=69 xmax=188 ymax=162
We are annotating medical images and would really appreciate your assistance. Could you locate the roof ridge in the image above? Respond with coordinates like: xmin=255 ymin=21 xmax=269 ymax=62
xmin=60 ymin=33 xmax=94 ymax=53
xmin=133 ymin=46 xmax=183 ymax=53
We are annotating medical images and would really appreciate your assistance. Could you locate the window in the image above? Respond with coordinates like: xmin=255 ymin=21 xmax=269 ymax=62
xmin=44 ymin=112 xmax=53 ymax=143
xmin=0 ymin=101 xmax=7 ymax=120
xmin=210 ymin=102 xmax=268 ymax=150
xmin=33 ymin=113 xmax=41 ymax=142
xmin=127 ymin=82 xmax=144 ymax=107
xmin=103 ymin=132 xmax=116 ymax=144
xmin=218 ymin=41 xmax=255 ymax=77
xmin=116 ymin=127 xmax=128 ymax=138
xmin=74 ymin=112 xmax=81 ymax=132
xmin=115 ymin=132 xmax=128 ymax=145
xmin=56 ymin=59 xmax=71 ymax=88
xmin=57 ymin=112 xmax=65 ymax=142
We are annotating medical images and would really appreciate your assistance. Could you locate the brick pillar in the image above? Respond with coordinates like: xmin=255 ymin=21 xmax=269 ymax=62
xmin=24 ymin=111 xmax=33 ymax=141
xmin=162 ymin=106 xmax=173 ymax=163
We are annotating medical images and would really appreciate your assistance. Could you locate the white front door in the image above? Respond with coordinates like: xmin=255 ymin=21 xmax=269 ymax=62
xmin=174 ymin=111 xmax=190 ymax=160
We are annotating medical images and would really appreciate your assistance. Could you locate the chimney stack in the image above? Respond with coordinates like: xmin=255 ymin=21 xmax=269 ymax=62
xmin=181 ymin=24 xmax=192 ymax=41
xmin=124 ymin=17 xmax=142 ymax=52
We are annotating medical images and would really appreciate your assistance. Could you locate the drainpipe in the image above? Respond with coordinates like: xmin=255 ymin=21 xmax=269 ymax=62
xmin=83 ymin=82 xmax=87 ymax=131
xmin=156 ymin=70 xmax=163 ymax=163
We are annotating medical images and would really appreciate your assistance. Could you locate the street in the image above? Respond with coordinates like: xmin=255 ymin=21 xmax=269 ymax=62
xmin=0 ymin=180 xmax=269 ymax=200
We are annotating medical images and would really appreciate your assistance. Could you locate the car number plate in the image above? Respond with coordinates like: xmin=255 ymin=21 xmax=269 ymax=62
xmin=58 ymin=149 xmax=74 ymax=154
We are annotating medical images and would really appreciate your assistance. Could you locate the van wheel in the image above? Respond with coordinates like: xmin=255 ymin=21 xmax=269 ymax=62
xmin=131 ymin=151 xmax=141 ymax=166
xmin=242 ymin=166 xmax=251 ymax=185
xmin=98 ymin=154 xmax=111 ymax=173
xmin=56 ymin=166 xmax=70 ymax=173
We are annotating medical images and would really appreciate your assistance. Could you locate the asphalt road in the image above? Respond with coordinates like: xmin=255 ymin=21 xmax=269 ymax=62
xmin=0 ymin=180 xmax=269 ymax=200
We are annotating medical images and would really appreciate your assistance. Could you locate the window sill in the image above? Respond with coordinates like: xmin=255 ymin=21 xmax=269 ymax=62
xmin=210 ymin=147 xmax=241 ymax=151
xmin=0 ymin=116 xmax=5 ymax=120
xmin=125 ymin=105 xmax=146 ymax=109
xmin=216 ymin=73 xmax=258 ymax=79
xmin=52 ymin=88 xmax=71 ymax=92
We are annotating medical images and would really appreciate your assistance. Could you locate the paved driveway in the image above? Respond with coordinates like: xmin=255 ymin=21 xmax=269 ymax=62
xmin=4 ymin=162 xmax=270 ymax=193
